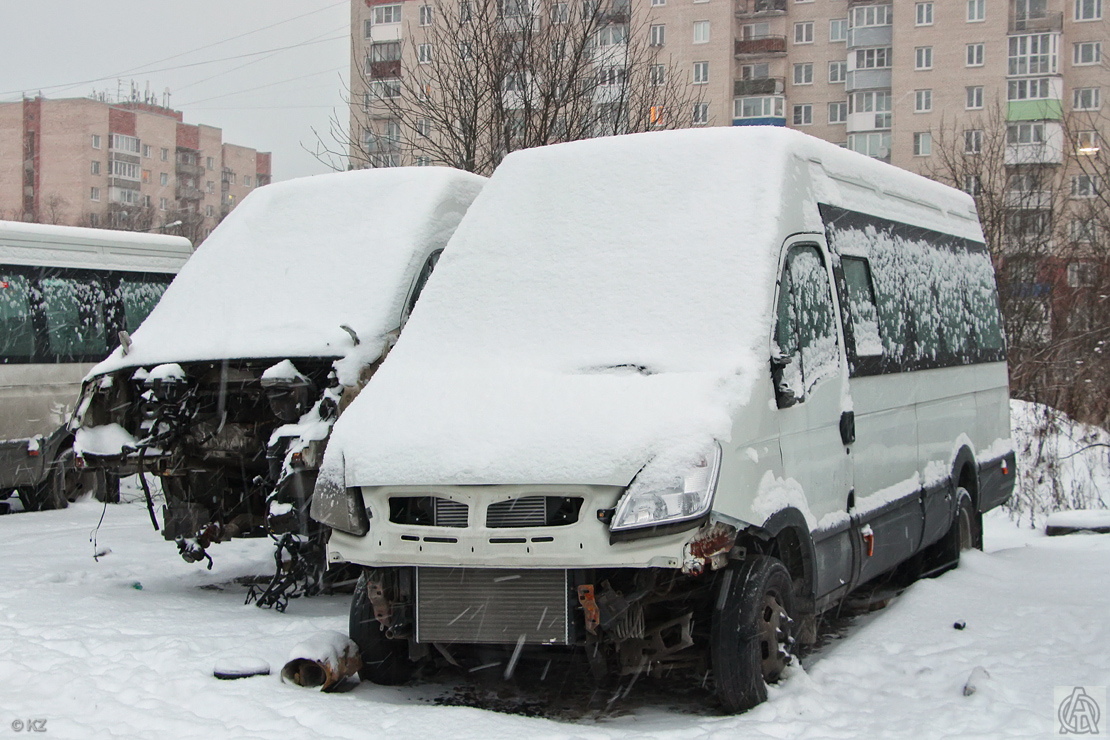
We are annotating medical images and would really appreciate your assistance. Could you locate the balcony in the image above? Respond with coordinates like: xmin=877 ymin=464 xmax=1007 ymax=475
xmin=736 ymin=0 xmax=785 ymax=17
xmin=367 ymin=59 xmax=402 ymax=80
xmin=845 ymin=68 xmax=891 ymax=92
xmin=175 ymin=161 xmax=203 ymax=178
xmin=1004 ymin=190 xmax=1054 ymax=209
xmin=846 ymin=25 xmax=892 ymax=49
xmin=1009 ymin=11 xmax=1062 ymax=33
xmin=734 ymin=35 xmax=786 ymax=56
xmin=734 ymin=77 xmax=784 ymax=96
xmin=176 ymin=185 xmax=203 ymax=201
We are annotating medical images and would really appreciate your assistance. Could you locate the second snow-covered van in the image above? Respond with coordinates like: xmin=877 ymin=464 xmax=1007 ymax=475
xmin=313 ymin=128 xmax=1015 ymax=710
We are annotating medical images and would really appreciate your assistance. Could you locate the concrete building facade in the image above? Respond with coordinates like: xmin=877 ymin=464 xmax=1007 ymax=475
xmin=0 ymin=96 xmax=272 ymax=239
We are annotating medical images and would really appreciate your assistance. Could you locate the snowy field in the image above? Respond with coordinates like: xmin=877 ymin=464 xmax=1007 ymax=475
xmin=1 ymin=497 xmax=1107 ymax=739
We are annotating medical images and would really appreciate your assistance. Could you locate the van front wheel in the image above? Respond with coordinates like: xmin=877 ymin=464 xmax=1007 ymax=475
xmin=350 ymin=571 xmax=417 ymax=686
xmin=710 ymin=555 xmax=796 ymax=713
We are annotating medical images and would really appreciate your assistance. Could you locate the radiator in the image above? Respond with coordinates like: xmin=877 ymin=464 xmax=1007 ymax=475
xmin=416 ymin=567 xmax=569 ymax=645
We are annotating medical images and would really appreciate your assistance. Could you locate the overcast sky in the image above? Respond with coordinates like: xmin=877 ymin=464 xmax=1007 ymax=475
xmin=0 ymin=1 xmax=351 ymax=181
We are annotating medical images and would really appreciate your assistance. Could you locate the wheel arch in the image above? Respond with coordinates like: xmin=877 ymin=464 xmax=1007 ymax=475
xmin=738 ymin=507 xmax=817 ymax=607
xmin=952 ymin=444 xmax=980 ymax=509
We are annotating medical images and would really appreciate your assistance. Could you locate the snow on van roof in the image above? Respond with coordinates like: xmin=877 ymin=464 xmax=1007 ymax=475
xmin=325 ymin=127 xmax=984 ymax=488
xmin=89 ymin=167 xmax=486 ymax=376
xmin=0 ymin=219 xmax=193 ymax=250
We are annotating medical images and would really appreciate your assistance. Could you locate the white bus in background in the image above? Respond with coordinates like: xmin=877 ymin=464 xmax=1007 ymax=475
xmin=0 ymin=221 xmax=191 ymax=512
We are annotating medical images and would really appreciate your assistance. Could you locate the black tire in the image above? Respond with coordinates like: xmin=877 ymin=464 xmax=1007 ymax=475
xmin=954 ymin=487 xmax=982 ymax=554
xmin=350 ymin=570 xmax=416 ymax=685
xmin=711 ymin=555 xmax=796 ymax=713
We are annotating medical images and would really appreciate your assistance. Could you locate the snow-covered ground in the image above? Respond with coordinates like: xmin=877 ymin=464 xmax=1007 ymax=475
xmin=1 ymin=498 xmax=1107 ymax=739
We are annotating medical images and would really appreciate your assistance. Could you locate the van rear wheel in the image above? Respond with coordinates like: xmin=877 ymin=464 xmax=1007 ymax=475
xmin=710 ymin=555 xmax=796 ymax=713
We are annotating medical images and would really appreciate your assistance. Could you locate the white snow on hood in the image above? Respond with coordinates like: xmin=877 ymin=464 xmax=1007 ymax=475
xmin=89 ymin=167 xmax=486 ymax=376
xmin=326 ymin=127 xmax=978 ymax=488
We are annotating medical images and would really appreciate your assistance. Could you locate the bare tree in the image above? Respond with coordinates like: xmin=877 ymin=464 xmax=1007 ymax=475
xmin=40 ymin=193 xmax=70 ymax=225
xmin=311 ymin=0 xmax=703 ymax=174
xmin=926 ymin=103 xmax=1110 ymax=427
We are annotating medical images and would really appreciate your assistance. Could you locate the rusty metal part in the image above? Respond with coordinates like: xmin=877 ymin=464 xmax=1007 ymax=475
xmin=682 ymin=521 xmax=738 ymax=575
xmin=366 ymin=572 xmax=393 ymax=628
xmin=577 ymin=584 xmax=601 ymax=634
xmin=280 ymin=636 xmax=362 ymax=692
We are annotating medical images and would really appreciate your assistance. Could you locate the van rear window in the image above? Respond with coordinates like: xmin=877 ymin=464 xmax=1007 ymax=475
xmin=0 ymin=272 xmax=35 ymax=361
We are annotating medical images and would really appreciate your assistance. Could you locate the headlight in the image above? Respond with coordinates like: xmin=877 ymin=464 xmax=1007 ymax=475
xmin=610 ymin=442 xmax=722 ymax=533
xmin=309 ymin=457 xmax=370 ymax=536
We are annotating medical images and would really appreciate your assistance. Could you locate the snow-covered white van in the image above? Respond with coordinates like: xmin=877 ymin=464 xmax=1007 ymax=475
xmin=73 ymin=167 xmax=485 ymax=601
xmin=313 ymin=128 xmax=1015 ymax=710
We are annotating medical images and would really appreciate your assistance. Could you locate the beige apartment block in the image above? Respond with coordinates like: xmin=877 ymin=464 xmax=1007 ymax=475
xmin=0 ymin=96 xmax=273 ymax=241
xmin=348 ymin=0 xmax=1107 ymax=179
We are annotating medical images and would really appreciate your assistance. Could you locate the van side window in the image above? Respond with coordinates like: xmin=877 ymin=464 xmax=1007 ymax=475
xmin=841 ymin=257 xmax=882 ymax=356
xmin=0 ymin=272 xmax=35 ymax=362
xmin=774 ymin=245 xmax=839 ymax=404
xmin=39 ymin=273 xmax=108 ymax=361
xmin=116 ymin=276 xmax=172 ymax=334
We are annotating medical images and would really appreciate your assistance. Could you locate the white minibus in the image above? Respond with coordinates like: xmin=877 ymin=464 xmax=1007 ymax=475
xmin=0 ymin=221 xmax=190 ymax=511
xmin=314 ymin=128 xmax=1015 ymax=710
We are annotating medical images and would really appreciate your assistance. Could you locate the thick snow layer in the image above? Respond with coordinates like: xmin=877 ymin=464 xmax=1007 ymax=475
xmin=73 ymin=423 xmax=138 ymax=456
xmin=1045 ymin=509 xmax=1110 ymax=530
xmin=1 ymin=499 xmax=1106 ymax=738
xmin=88 ymin=167 xmax=485 ymax=376
xmin=333 ymin=128 xmax=970 ymax=488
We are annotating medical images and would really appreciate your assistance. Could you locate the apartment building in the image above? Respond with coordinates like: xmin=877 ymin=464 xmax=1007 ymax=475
xmin=350 ymin=0 xmax=1107 ymax=170
xmin=0 ymin=96 xmax=272 ymax=238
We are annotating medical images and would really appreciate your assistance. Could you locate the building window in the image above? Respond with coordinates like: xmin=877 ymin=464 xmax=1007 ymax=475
xmin=1074 ymin=87 xmax=1101 ymax=110
xmin=734 ymin=95 xmax=784 ymax=119
xmin=693 ymin=61 xmax=709 ymax=84
xmin=1077 ymin=130 xmax=1101 ymax=153
xmin=847 ymin=132 xmax=891 ymax=159
xmin=965 ymin=129 xmax=983 ymax=153
xmin=914 ymin=132 xmax=932 ymax=156
xmin=649 ymin=105 xmax=666 ymax=126
xmin=1007 ymin=121 xmax=1045 ymax=144
xmin=551 ymin=2 xmax=569 ymax=22
xmin=850 ymin=5 xmax=892 ymax=27
xmin=828 ymin=101 xmax=847 ymax=123
xmin=650 ymin=64 xmax=666 ymax=86
xmin=90 ymin=161 xmax=101 ymax=176
xmin=652 ymin=0 xmax=665 ymax=5
xmin=850 ymin=90 xmax=892 ymax=128
xmin=597 ymin=24 xmax=628 ymax=46
xmin=159 ymin=197 xmax=168 ymax=210
xmin=1076 ymin=0 xmax=1102 ymax=20
xmin=419 ymin=4 xmax=433 ymax=25
xmin=741 ymin=22 xmax=769 ymax=40
xmin=418 ymin=43 xmax=433 ymax=63
xmin=597 ymin=66 xmax=626 ymax=86
xmin=829 ymin=18 xmax=847 ymax=42
xmin=794 ymin=21 xmax=814 ymax=44
xmin=693 ymin=20 xmax=709 ymax=43
xmin=915 ymin=2 xmax=933 ymax=25
xmin=110 ymin=134 xmax=140 ymax=154
xmin=966 ymin=43 xmax=984 ymax=66
xmin=109 ymin=160 xmax=140 ymax=180
xmin=793 ymin=63 xmax=813 ymax=85
xmin=1072 ymin=174 xmax=1100 ymax=197
xmin=371 ymin=78 xmax=402 ymax=99
xmin=1008 ymin=77 xmax=1052 ymax=100
xmin=967 ymin=0 xmax=985 ymax=21
xmin=91 ymin=134 xmax=102 ymax=149
xmin=828 ymin=61 xmax=846 ymax=83
xmin=417 ymin=118 xmax=433 ymax=137
xmin=966 ymin=85 xmax=984 ymax=109
xmin=416 ymin=156 xmax=432 ymax=166
xmin=793 ymin=104 xmax=813 ymax=125
xmin=915 ymin=89 xmax=932 ymax=112
xmin=90 ymin=187 xmax=101 ymax=202
xmin=1069 ymin=220 xmax=1099 ymax=244
xmin=1009 ymin=34 xmax=1057 ymax=76
xmin=964 ymin=175 xmax=982 ymax=195
xmin=741 ymin=63 xmax=769 ymax=79
xmin=141 ymin=169 xmax=152 ymax=184
xmin=108 ymin=187 xmax=140 ymax=205
xmin=692 ymin=102 xmax=709 ymax=125
xmin=915 ymin=47 xmax=933 ymax=70
xmin=160 ymin=147 xmax=168 ymax=162
xmin=373 ymin=4 xmax=402 ymax=24
xmin=855 ymin=47 xmax=892 ymax=69
xmin=649 ymin=24 xmax=665 ymax=45
xmin=1074 ymin=41 xmax=1101 ymax=66
xmin=206 ymin=205 xmax=215 ymax=218
xmin=160 ymin=172 xmax=169 ymax=186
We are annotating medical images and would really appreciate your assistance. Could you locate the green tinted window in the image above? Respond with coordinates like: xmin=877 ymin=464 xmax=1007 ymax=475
xmin=0 ymin=272 xmax=35 ymax=361
xmin=40 ymin=275 xmax=108 ymax=360
xmin=118 ymin=277 xmax=169 ymax=333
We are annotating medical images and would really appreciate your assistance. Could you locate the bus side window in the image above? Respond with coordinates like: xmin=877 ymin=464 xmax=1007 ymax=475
xmin=39 ymin=271 xmax=109 ymax=361
xmin=773 ymin=246 xmax=839 ymax=407
xmin=0 ymin=272 xmax=35 ymax=362
xmin=841 ymin=257 xmax=883 ymax=357
xmin=117 ymin=275 xmax=172 ymax=334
